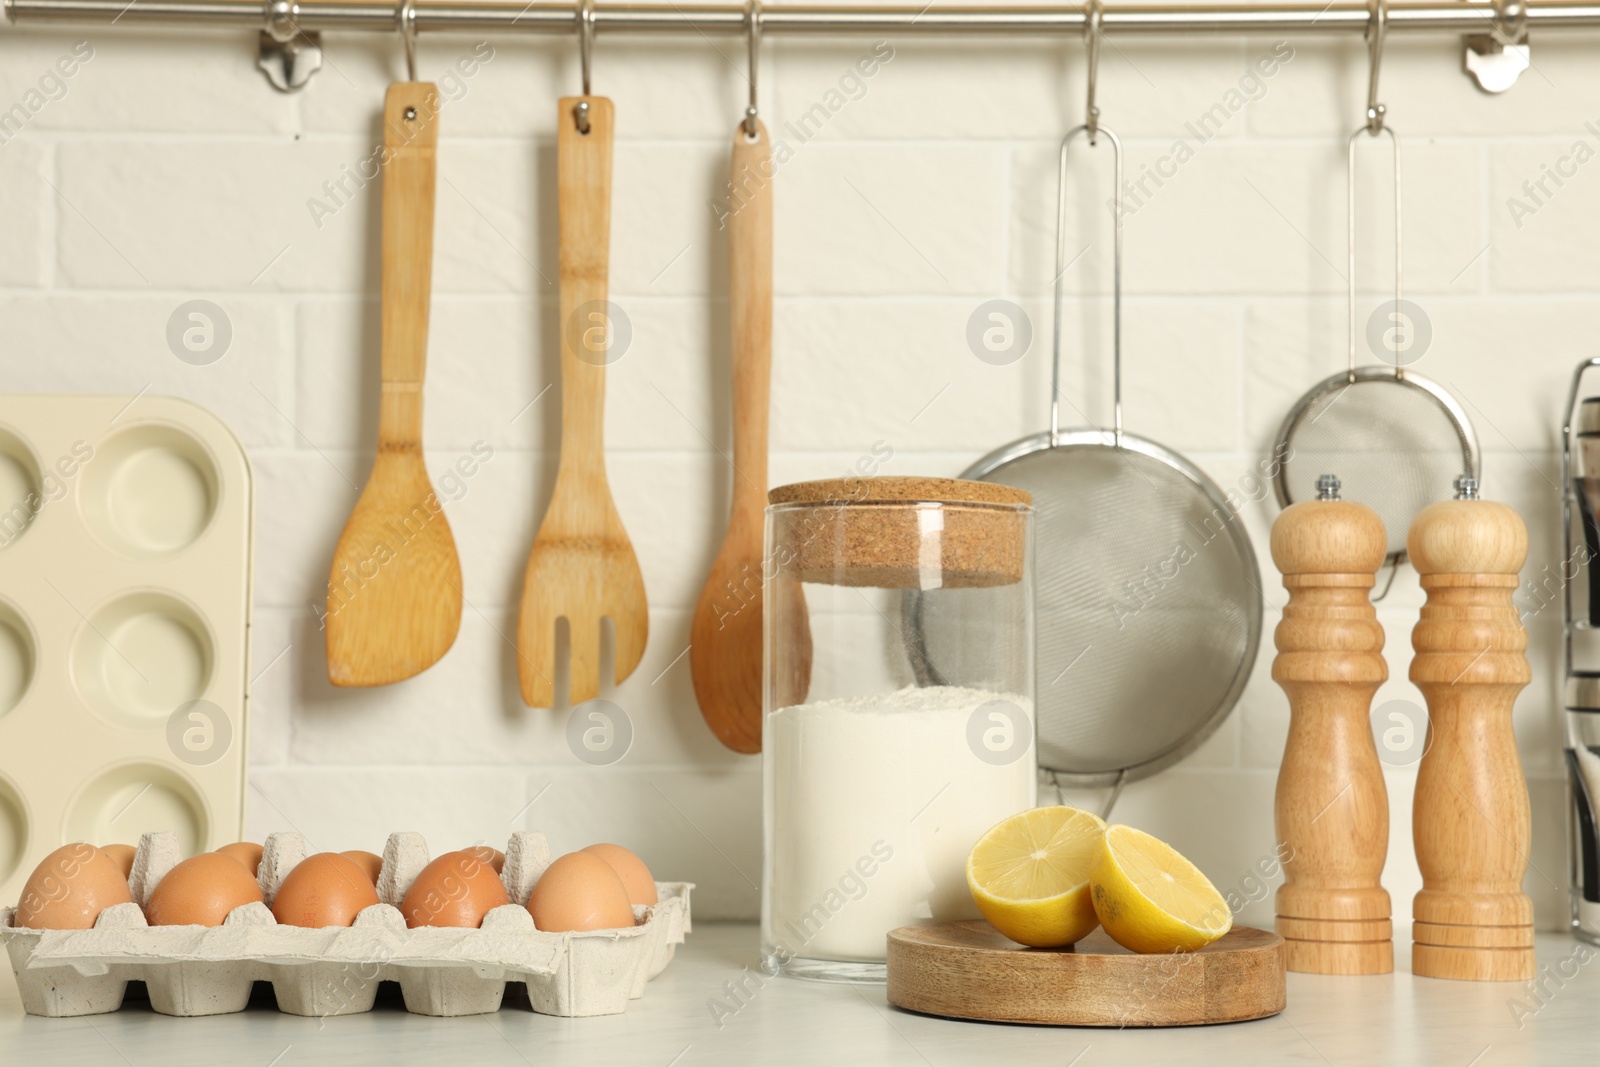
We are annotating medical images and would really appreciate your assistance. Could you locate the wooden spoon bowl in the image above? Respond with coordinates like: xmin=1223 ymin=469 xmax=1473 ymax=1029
xmin=325 ymin=82 xmax=462 ymax=687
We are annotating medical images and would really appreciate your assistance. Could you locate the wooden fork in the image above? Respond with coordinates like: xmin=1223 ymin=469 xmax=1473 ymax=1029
xmin=516 ymin=96 xmax=648 ymax=707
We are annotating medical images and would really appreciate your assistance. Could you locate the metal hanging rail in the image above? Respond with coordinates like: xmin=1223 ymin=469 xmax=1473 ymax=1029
xmin=6 ymin=0 xmax=1600 ymax=36
xmin=4 ymin=0 xmax=1593 ymax=93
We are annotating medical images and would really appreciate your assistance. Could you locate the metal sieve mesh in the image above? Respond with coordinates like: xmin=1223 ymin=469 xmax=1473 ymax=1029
xmin=1275 ymin=370 xmax=1477 ymax=562
xmin=910 ymin=435 xmax=1261 ymax=783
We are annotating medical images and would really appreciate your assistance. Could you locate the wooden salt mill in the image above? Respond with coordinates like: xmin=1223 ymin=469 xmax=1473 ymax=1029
xmin=1272 ymin=474 xmax=1393 ymax=975
xmin=1410 ymin=474 xmax=1535 ymax=981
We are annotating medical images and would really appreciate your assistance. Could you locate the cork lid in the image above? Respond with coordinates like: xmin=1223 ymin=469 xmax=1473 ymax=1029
xmin=768 ymin=476 xmax=1031 ymax=509
xmin=767 ymin=476 xmax=1031 ymax=589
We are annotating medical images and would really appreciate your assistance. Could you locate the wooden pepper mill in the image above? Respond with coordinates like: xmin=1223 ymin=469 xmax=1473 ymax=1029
xmin=1272 ymin=474 xmax=1393 ymax=975
xmin=1410 ymin=474 xmax=1535 ymax=981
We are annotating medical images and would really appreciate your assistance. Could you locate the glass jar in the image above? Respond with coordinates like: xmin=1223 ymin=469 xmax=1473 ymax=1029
xmin=761 ymin=476 xmax=1036 ymax=983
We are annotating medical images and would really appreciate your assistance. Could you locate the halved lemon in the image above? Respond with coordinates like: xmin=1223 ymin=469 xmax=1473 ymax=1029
xmin=965 ymin=805 xmax=1106 ymax=948
xmin=1089 ymin=824 xmax=1232 ymax=954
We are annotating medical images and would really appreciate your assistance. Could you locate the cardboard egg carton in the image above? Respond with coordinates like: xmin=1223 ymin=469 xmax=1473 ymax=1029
xmin=1 ymin=830 xmax=692 ymax=1019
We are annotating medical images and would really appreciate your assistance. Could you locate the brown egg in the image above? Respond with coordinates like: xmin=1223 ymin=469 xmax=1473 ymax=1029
xmin=272 ymin=853 xmax=380 ymax=928
xmin=146 ymin=853 xmax=265 ymax=927
xmin=581 ymin=843 xmax=657 ymax=906
xmin=215 ymin=841 xmax=264 ymax=876
xmin=15 ymin=843 xmax=135 ymax=930
xmin=399 ymin=850 xmax=509 ymax=929
xmin=528 ymin=852 xmax=635 ymax=933
xmin=341 ymin=850 xmax=384 ymax=884
xmin=464 ymin=845 xmax=505 ymax=874
xmin=100 ymin=844 xmax=137 ymax=880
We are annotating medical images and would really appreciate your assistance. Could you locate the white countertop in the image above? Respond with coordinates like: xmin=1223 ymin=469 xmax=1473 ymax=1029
xmin=2 ymin=924 xmax=1595 ymax=1066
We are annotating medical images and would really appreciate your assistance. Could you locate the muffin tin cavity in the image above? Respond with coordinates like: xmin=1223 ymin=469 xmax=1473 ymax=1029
xmin=73 ymin=593 xmax=214 ymax=728
xmin=80 ymin=425 xmax=219 ymax=560
xmin=0 ymin=602 xmax=35 ymax=720
xmin=0 ymin=778 xmax=25 ymax=884
xmin=0 ymin=394 xmax=249 ymax=911
xmin=0 ymin=429 xmax=43 ymax=551
xmin=65 ymin=764 xmax=208 ymax=857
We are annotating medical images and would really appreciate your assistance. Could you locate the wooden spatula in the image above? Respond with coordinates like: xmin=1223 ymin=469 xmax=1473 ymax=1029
xmin=325 ymin=82 xmax=463 ymax=687
xmin=516 ymin=96 xmax=648 ymax=707
xmin=690 ymin=121 xmax=780 ymax=753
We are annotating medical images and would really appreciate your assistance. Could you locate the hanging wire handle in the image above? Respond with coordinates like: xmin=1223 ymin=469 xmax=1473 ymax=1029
xmin=397 ymin=0 xmax=417 ymax=83
xmin=1345 ymin=128 xmax=1402 ymax=381
xmin=742 ymin=1 xmax=761 ymax=138
xmin=573 ymin=0 xmax=596 ymax=133
xmin=1051 ymin=123 xmax=1123 ymax=448
xmin=1083 ymin=0 xmax=1102 ymax=144
xmin=1347 ymin=0 xmax=1401 ymax=385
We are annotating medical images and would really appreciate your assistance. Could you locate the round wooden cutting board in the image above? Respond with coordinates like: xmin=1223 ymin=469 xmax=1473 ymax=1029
xmin=886 ymin=921 xmax=1286 ymax=1027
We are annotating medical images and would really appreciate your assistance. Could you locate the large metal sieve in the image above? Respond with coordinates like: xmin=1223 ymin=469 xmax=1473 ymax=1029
xmin=907 ymin=118 xmax=1262 ymax=818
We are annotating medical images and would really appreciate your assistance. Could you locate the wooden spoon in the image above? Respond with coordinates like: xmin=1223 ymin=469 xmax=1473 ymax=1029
xmin=690 ymin=121 xmax=809 ymax=753
xmin=516 ymin=97 xmax=649 ymax=707
xmin=325 ymin=82 xmax=462 ymax=686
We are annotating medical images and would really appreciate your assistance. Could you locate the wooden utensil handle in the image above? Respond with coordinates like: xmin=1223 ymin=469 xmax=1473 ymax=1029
xmin=728 ymin=121 xmax=772 ymax=534
xmin=556 ymin=96 xmax=614 ymax=485
xmin=379 ymin=82 xmax=439 ymax=452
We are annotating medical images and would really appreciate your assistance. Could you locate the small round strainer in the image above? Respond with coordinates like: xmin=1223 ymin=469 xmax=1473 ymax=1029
xmin=1273 ymin=28 xmax=1478 ymax=581
xmin=1273 ymin=365 xmax=1477 ymax=570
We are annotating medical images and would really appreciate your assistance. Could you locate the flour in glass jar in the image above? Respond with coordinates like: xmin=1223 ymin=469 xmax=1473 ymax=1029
xmin=764 ymin=685 xmax=1036 ymax=964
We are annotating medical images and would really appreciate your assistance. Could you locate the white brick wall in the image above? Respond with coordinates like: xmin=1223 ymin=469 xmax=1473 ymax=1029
xmin=1 ymin=16 xmax=1594 ymax=930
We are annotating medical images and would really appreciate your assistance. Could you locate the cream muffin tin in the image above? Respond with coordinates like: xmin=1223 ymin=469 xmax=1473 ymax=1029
xmin=2 ymin=830 xmax=693 ymax=1018
xmin=0 ymin=395 xmax=251 ymax=907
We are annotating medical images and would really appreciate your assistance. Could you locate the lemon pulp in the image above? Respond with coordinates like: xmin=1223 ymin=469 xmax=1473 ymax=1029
xmin=1090 ymin=824 xmax=1232 ymax=954
xmin=965 ymin=805 xmax=1106 ymax=948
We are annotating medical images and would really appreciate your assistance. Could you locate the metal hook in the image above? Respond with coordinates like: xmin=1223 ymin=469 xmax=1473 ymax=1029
xmin=742 ymin=1 xmax=762 ymax=138
xmin=573 ymin=0 xmax=596 ymax=133
xmin=397 ymin=0 xmax=417 ymax=83
xmin=1084 ymin=0 xmax=1102 ymax=144
xmin=1365 ymin=0 xmax=1387 ymax=133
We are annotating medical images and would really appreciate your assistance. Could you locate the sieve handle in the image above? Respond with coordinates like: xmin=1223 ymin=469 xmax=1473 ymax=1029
xmin=1051 ymin=124 xmax=1122 ymax=446
xmin=1346 ymin=123 xmax=1402 ymax=381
